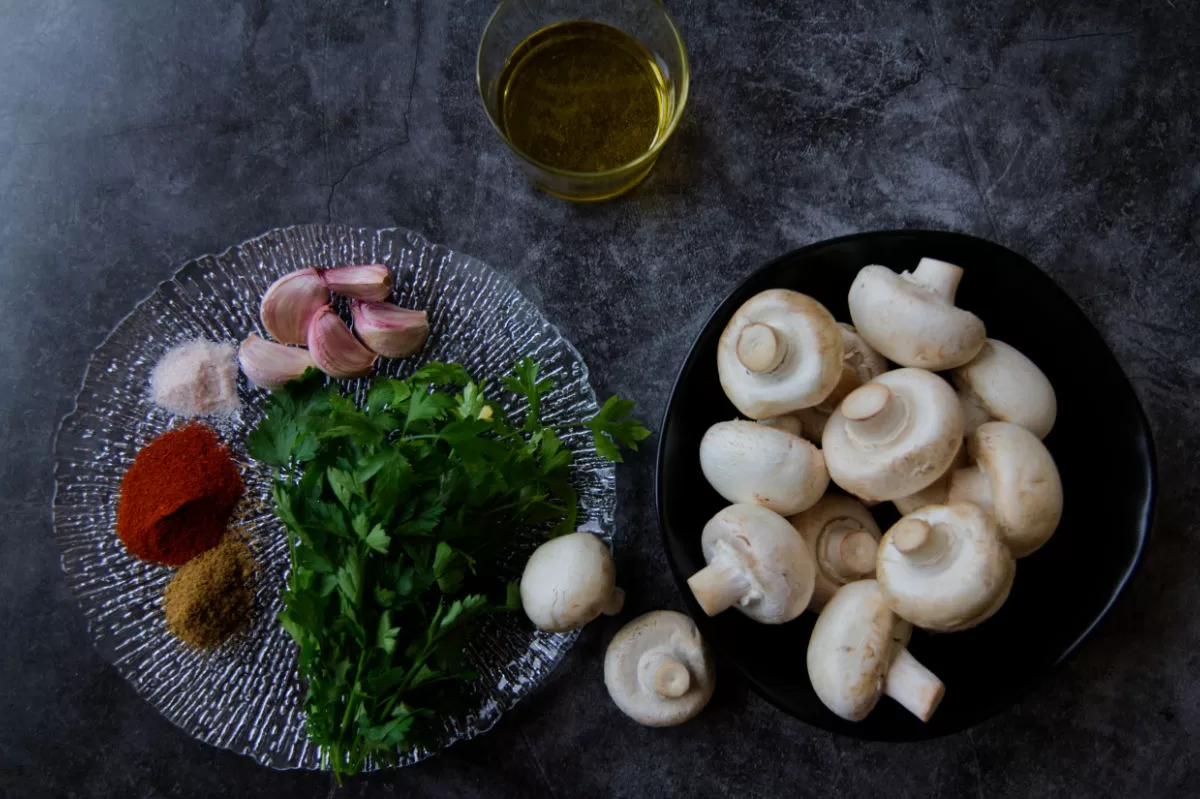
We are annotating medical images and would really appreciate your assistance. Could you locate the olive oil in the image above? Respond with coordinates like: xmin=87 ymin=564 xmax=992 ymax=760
xmin=496 ymin=21 xmax=669 ymax=173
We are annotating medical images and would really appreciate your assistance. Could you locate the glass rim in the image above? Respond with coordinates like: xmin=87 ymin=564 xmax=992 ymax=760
xmin=475 ymin=0 xmax=691 ymax=180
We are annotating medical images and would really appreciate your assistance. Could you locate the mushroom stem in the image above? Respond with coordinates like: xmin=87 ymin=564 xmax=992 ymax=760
xmin=890 ymin=518 xmax=953 ymax=566
xmin=655 ymin=662 xmax=691 ymax=698
xmin=911 ymin=258 xmax=964 ymax=302
xmin=892 ymin=518 xmax=932 ymax=554
xmin=736 ymin=323 xmax=787 ymax=373
xmin=602 ymin=586 xmax=626 ymax=617
xmin=820 ymin=523 xmax=877 ymax=581
xmin=687 ymin=555 xmax=752 ymax=617
xmin=639 ymin=650 xmax=693 ymax=699
xmin=884 ymin=648 xmax=945 ymax=722
xmin=947 ymin=464 xmax=995 ymax=516
xmin=842 ymin=383 xmax=909 ymax=445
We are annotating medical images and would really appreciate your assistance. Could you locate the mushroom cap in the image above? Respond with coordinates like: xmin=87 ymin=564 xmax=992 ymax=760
xmin=717 ymin=290 xmax=844 ymax=419
xmin=806 ymin=580 xmax=904 ymax=721
xmin=847 ymin=260 xmax=986 ymax=369
xmin=604 ymin=610 xmax=716 ymax=727
xmin=789 ymin=494 xmax=882 ymax=608
xmin=876 ymin=503 xmax=1015 ymax=632
xmin=822 ymin=368 xmax=965 ymax=501
xmin=831 ymin=324 xmax=890 ymax=405
xmin=757 ymin=414 xmax=804 ymax=436
xmin=520 ymin=533 xmax=619 ymax=633
xmin=949 ymin=422 xmax=1064 ymax=558
xmin=952 ymin=339 xmax=1057 ymax=439
xmin=699 ymin=503 xmax=816 ymax=624
xmin=700 ymin=420 xmax=829 ymax=516
xmin=892 ymin=438 xmax=967 ymax=516
xmin=790 ymin=407 xmax=831 ymax=443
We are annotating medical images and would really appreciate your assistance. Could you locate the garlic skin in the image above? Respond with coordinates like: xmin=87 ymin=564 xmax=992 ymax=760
xmin=350 ymin=301 xmax=430 ymax=358
xmin=321 ymin=264 xmax=393 ymax=302
xmin=259 ymin=269 xmax=329 ymax=345
xmin=238 ymin=334 xmax=315 ymax=390
xmin=308 ymin=306 xmax=377 ymax=379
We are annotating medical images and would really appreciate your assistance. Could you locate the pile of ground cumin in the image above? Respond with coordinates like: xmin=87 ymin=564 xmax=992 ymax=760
xmin=163 ymin=536 xmax=257 ymax=649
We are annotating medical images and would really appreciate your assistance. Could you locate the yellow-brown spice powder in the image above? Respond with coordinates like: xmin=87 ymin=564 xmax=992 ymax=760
xmin=163 ymin=536 xmax=256 ymax=649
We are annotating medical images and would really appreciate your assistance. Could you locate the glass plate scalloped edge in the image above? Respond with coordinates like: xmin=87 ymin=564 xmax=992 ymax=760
xmin=51 ymin=224 xmax=616 ymax=771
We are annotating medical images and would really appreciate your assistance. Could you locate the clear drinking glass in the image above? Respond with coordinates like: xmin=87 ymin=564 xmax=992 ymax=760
xmin=477 ymin=0 xmax=689 ymax=202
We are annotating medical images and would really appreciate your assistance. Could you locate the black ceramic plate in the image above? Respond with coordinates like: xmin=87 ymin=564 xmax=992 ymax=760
xmin=657 ymin=230 xmax=1156 ymax=740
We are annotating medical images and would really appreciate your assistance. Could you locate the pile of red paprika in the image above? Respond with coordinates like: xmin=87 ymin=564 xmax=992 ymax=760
xmin=117 ymin=423 xmax=243 ymax=566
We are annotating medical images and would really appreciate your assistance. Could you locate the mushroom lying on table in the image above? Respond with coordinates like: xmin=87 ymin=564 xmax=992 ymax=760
xmin=700 ymin=420 xmax=829 ymax=516
xmin=687 ymin=503 xmax=816 ymax=624
xmin=948 ymin=421 xmax=1063 ymax=558
xmin=520 ymin=533 xmax=624 ymax=633
xmin=789 ymin=494 xmax=882 ymax=608
xmin=604 ymin=610 xmax=716 ymax=727
xmin=717 ymin=289 xmax=844 ymax=419
xmin=848 ymin=258 xmax=986 ymax=370
xmin=807 ymin=580 xmax=944 ymax=722
xmin=822 ymin=368 xmax=965 ymax=502
xmin=876 ymin=503 xmax=1015 ymax=632
xmin=952 ymin=339 xmax=1057 ymax=439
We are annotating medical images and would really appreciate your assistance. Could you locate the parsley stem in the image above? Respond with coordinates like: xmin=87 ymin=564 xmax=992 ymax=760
xmin=338 ymin=648 xmax=368 ymax=753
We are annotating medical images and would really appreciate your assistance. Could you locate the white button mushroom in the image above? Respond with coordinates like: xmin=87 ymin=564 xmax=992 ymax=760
xmin=687 ymin=503 xmax=816 ymax=624
xmin=876 ymin=503 xmax=1015 ymax=632
xmin=788 ymin=494 xmax=882 ymax=609
xmin=807 ymin=580 xmax=944 ymax=722
xmin=847 ymin=258 xmax=986 ymax=370
xmin=951 ymin=339 xmax=1057 ymax=439
xmin=892 ymin=439 xmax=968 ymax=516
xmin=947 ymin=421 xmax=1064 ymax=558
xmin=604 ymin=610 xmax=716 ymax=727
xmin=756 ymin=414 xmax=801 ymax=437
xmin=833 ymin=324 xmax=891 ymax=403
xmin=717 ymin=289 xmax=844 ymax=420
xmin=520 ymin=533 xmax=624 ymax=633
xmin=822 ymin=368 xmax=965 ymax=502
xmin=700 ymin=420 xmax=829 ymax=516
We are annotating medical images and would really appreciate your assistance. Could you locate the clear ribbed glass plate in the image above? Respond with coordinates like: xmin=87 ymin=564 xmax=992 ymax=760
xmin=51 ymin=225 xmax=615 ymax=770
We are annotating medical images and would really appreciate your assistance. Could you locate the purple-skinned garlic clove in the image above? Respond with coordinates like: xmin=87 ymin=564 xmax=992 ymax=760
xmin=307 ymin=306 xmax=378 ymax=379
xmin=321 ymin=264 xmax=393 ymax=301
xmin=259 ymin=268 xmax=330 ymax=345
xmin=350 ymin=300 xmax=430 ymax=358
xmin=238 ymin=334 xmax=315 ymax=390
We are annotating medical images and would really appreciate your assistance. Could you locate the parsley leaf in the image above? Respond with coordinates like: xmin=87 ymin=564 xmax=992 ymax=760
xmin=585 ymin=395 xmax=653 ymax=463
xmin=503 ymin=357 xmax=554 ymax=428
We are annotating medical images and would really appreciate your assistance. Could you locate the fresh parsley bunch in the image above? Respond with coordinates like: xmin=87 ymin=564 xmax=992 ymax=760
xmin=247 ymin=359 xmax=649 ymax=779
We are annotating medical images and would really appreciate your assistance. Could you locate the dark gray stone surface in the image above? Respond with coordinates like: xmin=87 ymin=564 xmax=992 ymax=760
xmin=1 ymin=0 xmax=1196 ymax=796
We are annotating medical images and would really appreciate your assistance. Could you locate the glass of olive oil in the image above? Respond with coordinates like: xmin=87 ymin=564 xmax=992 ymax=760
xmin=477 ymin=0 xmax=689 ymax=201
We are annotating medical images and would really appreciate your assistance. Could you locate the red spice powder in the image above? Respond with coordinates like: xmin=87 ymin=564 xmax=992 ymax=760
xmin=116 ymin=423 xmax=244 ymax=566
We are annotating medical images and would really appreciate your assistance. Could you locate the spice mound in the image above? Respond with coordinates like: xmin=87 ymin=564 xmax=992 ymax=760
xmin=150 ymin=339 xmax=241 ymax=417
xmin=117 ymin=423 xmax=244 ymax=566
xmin=164 ymin=537 xmax=256 ymax=649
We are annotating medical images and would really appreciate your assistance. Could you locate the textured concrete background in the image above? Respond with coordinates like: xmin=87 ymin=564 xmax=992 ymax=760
xmin=1 ymin=0 xmax=1197 ymax=796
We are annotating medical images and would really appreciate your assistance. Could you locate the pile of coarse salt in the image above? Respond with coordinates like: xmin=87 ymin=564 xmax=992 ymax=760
xmin=149 ymin=339 xmax=241 ymax=418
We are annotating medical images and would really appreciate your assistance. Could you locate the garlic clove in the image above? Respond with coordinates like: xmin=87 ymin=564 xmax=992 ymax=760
xmin=238 ymin=333 xmax=315 ymax=390
xmin=308 ymin=306 xmax=378 ymax=379
xmin=350 ymin=301 xmax=430 ymax=358
xmin=259 ymin=268 xmax=330 ymax=345
xmin=321 ymin=264 xmax=393 ymax=301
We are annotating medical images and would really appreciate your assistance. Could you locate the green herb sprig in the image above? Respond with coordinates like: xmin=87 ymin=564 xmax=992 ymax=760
xmin=247 ymin=359 xmax=649 ymax=779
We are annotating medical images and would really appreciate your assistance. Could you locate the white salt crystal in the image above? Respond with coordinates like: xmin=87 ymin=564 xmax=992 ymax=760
xmin=149 ymin=339 xmax=241 ymax=418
